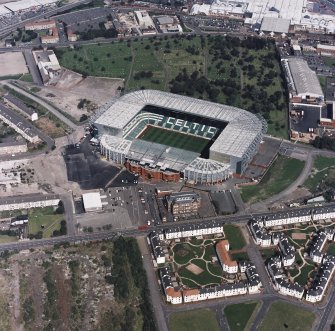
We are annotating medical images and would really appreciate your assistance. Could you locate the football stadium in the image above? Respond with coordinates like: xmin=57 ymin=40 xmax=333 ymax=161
xmin=93 ymin=90 xmax=266 ymax=184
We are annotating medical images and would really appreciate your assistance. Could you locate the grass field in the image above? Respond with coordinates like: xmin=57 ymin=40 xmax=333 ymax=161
xmin=304 ymin=156 xmax=335 ymax=193
xmin=55 ymin=35 xmax=288 ymax=138
xmin=139 ymin=126 xmax=209 ymax=153
xmin=230 ymin=252 xmax=249 ymax=262
xmin=169 ymin=309 xmax=220 ymax=331
xmin=258 ymin=301 xmax=315 ymax=331
xmin=260 ymin=248 xmax=278 ymax=260
xmin=28 ymin=207 xmax=64 ymax=238
xmin=327 ymin=243 xmax=335 ymax=255
xmin=0 ymin=235 xmax=17 ymax=243
xmin=223 ymin=225 xmax=246 ymax=250
xmin=240 ymin=155 xmax=305 ymax=204
xmin=224 ymin=301 xmax=259 ymax=331
xmin=294 ymin=264 xmax=315 ymax=285
xmin=173 ymin=243 xmax=203 ymax=265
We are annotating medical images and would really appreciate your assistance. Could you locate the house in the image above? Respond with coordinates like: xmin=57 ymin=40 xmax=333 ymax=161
xmin=25 ymin=19 xmax=56 ymax=31
xmin=278 ymin=235 xmax=295 ymax=267
xmin=277 ymin=279 xmax=304 ymax=299
xmin=164 ymin=220 xmax=223 ymax=240
xmin=249 ymin=220 xmax=271 ymax=246
xmin=183 ymin=288 xmax=201 ymax=302
xmin=159 ymin=268 xmax=182 ymax=304
xmin=149 ymin=231 xmax=165 ymax=264
xmin=4 ymin=93 xmax=38 ymax=121
xmin=216 ymin=240 xmax=238 ymax=274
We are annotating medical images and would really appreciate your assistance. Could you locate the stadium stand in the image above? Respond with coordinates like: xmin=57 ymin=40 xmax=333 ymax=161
xmin=94 ymin=90 xmax=265 ymax=184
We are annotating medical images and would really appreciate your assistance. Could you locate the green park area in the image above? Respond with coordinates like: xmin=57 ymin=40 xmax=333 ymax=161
xmin=172 ymin=239 xmax=223 ymax=287
xmin=169 ymin=309 xmax=219 ymax=331
xmin=55 ymin=35 xmax=288 ymax=138
xmin=304 ymin=156 xmax=335 ymax=194
xmin=240 ymin=155 xmax=305 ymax=204
xmin=258 ymin=301 xmax=315 ymax=331
xmin=28 ymin=206 xmax=65 ymax=239
xmin=224 ymin=301 xmax=259 ymax=331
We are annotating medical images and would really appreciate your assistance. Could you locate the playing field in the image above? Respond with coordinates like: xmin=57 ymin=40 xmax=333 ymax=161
xmin=138 ymin=126 xmax=209 ymax=153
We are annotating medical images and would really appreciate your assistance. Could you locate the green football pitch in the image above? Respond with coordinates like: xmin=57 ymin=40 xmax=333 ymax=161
xmin=138 ymin=126 xmax=209 ymax=153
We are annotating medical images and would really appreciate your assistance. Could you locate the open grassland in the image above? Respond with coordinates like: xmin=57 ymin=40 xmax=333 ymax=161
xmin=304 ymin=156 xmax=335 ymax=193
xmin=223 ymin=225 xmax=245 ymax=250
xmin=56 ymin=35 xmax=288 ymax=138
xmin=139 ymin=126 xmax=209 ymax=153
xmin=169 ymin=309 xmax=219 ymax=331
xmin=258 ymin=301 xmax=315 ymax=331
xmin=224 ymin=301 xmax=259 ymax=331
xmin=240 ymin=155 xmax=305 ymax=204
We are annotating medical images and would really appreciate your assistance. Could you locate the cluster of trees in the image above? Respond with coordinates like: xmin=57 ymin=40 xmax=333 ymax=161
xmin=134 ymin=70 xmax=153 ymax=80
xmin=170 ymin=69 xmax=220 ymax=101
xmin=105 ymin=237 xmax=156 ymax=331
xmin=52 ymin=220 xmax=67 ymax=237
xmin=77 ymin=22 xmax=118 ymax=41
xmin=313 ymin=135 xmax=335 ymax=151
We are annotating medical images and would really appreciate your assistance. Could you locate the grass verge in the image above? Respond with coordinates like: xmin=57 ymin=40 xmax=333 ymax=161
xmin=240 ymin=155 xmax=305 ymax=204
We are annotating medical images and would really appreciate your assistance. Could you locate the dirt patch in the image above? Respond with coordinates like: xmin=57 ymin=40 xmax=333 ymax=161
xmin=292 ymin=233 xmax=307 ymax=240
xmin=36 ymin=69 xmax=123 ymax=121
xmin=186 ymin=263 xmax=204 ymax=275
xmin=176 ymin=249 xmax=189 ymax=257
xmin=35 ymin=117 xmax=66 ymax=138
xmin=0 ymin=52 xmax=28 ymax=76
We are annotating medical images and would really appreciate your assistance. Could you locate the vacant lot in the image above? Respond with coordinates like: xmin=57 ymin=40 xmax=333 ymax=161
xmin=56 ymin=35 xmax=287 ymax=138
xmin=223 ymin=225 xmax=246 ymax=250
xmin=240 ymin=155 xmax=305 ymax=204
xmin=224 ymin=301 xmax=259 ymax=331
xmin=304 ymin=156 xmax=335 ymax=193
xmin=28 ymin=206 xmax=64 ymax=238
xmin=169 ymin=309 xmax=219 ymax=331
xmin=0 ymin=237 xmax=155 ymax=331
xmin=34 ymin=117 xmax=66 ymax=138
xmin=0 ymin=52 xmax=28 ymax=77
xmin=258 ymin=301 xmax=315 ymax=331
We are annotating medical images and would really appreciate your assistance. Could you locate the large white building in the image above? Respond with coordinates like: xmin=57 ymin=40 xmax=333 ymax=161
xmin=0 ymin=193 xmax=60 ymax=211
xmin=190 ymin=0 xmax=335 ymax=33
xmin=94 ymin=90 xmax=265 ymax=184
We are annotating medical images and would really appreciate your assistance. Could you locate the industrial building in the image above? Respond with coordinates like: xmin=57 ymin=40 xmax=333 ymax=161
xmin=32 ymin=49 xmax=61 ymax=85
xmin=4 ymin=93 xmax=38 ymax=121
xmin=190 ymin=0 xmax=335 ymax=33
xmin=82 ymin=192 xmax=103 ymax=212
xmin=282 ymin=58 xmax=324 ymax=101
xmin=0 ymin=103 xmax=40 ymax=143
xmin=94 ymin=90 xmax=265 ymax=184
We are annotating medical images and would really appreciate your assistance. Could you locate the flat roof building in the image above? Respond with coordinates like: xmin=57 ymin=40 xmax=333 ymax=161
xmin=82 ymin=192 xmax=103 ymax=212
xmin=282 ymin=58 xmax=324 ymax=101
xmin=260 ymin=17 xmax=290 ymax=34
xmin=4 ymin=93 xmax=38 ymax=121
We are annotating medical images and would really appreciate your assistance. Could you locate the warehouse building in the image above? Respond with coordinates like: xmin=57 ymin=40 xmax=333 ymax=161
xmin=82 ymin=192 xmax=103 ymax=212
xmin=0 ymin=103 xmax=40 ymax=143
xmin=25 ymin=19 xmax=56 ymax=31
xmin=281 ymin=58 xmax=324 ymax=101
xmin=0 ymin=141 xmax=27 ymax=155
xmin=4 ymin=93 xmax=38 ymax=121
xmin=0 ymin=193 xmax=60 ymax=211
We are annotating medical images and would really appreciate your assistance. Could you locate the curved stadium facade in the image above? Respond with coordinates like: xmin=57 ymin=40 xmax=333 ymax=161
xmin=94 ymin=90 xmax=266 ymax=184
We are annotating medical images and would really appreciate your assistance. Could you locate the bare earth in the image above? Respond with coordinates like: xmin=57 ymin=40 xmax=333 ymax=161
xmin=186 ymin=263 xmax=204 ymax=275
xmin=292 ymin=233 xmax=307 ymax=240
xmin=36 ymin=70 xmax=123 ymax=121
xmin=0 ymin=52 xmax=28 ymax=76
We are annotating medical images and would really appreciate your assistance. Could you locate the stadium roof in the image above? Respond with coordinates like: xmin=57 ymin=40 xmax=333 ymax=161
xmin=285 ymin=58 xmax=323 ymax=98
xmin=95 ymin=90 xmax=263 ymax=159
xmin=260 ymin=17 xmax=290 ymax=33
